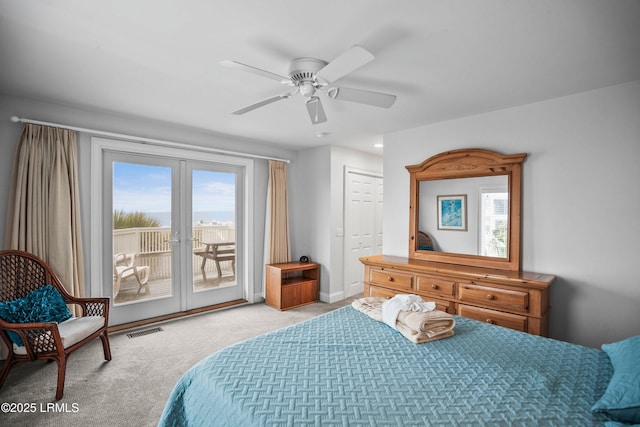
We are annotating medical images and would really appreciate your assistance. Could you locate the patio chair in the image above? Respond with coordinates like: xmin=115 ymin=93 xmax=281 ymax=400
xmin=113 ymin=252 xmax=150 ymax=297
xmin=0 ymin=250 xmax=111 ymax=400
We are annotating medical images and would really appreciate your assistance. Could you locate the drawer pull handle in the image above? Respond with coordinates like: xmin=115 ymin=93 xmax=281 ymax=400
xmin=486 ymin=294 xmax=495 ymax=300
xmin=486 ymin=319 xmax=496 ymax=325
xmin=432 ymin=284 xmax=439 ymax=290
xmin=387 ymin=276 xmax=394 ymax=282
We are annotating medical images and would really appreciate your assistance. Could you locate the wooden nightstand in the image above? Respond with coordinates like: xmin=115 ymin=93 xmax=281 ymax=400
xmin=265 ymin=262 xmax=319 ymax=310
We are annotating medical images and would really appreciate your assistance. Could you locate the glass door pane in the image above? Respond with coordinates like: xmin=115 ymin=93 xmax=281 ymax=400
xmin=185 ymin=163 xmax=244 ymax=309
xmin=112 ymin=161 xmax=174 ymax=305
xmin=191 ymin=170 xmax=236 ymax=290
xmin=105 ymin=152 xmax=181 ymax=325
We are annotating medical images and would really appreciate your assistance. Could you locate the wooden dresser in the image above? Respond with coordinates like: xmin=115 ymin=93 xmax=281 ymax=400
xmin=360 ymin=254 xmax=554 ymax=336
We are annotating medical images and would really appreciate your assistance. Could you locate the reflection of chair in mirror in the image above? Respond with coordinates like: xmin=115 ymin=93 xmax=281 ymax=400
xmin=417 ymin=231 xmax=434 ymax=251
xmin=113 ymin=252 xmax=150 ymax=297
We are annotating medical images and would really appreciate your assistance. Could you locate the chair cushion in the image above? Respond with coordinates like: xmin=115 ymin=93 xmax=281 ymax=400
xmin=0 ymin=285 xmax=72 ymax=345
xmin=13 ymin=316 xmax=105 ymax=355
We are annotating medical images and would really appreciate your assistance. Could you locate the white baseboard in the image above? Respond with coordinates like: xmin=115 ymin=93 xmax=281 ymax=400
xmin=320 ymin=290 xmax=345 ymax=304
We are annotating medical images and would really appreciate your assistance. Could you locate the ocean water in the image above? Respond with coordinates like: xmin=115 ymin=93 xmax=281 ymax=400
xmin=146 ymin=211 xmax=235 ymax=227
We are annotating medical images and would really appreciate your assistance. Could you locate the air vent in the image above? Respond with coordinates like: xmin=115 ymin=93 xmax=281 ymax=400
xmin=127 ymin=327 xmax=163 ymax=339
xmin=290 ymin=71 xmax=314 ymax=82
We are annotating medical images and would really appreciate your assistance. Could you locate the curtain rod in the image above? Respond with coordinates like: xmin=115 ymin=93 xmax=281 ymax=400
xmin=9 ymin=115 xmax=290 ymax=164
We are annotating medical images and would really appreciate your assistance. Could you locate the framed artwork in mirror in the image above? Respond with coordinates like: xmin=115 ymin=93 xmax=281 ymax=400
xmin=437 ymin=194 xmax=467 ymax=231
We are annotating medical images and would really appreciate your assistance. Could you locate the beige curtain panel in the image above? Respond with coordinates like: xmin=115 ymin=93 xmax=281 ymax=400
xmin=4 ymin=124 xmax=85 ymax=302
xmin=268 ymin=160 xmax=290 ymax=264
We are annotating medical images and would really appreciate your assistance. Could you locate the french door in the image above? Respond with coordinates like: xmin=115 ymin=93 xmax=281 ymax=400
xmin=92 ymin=138 xmax=252 ymax=325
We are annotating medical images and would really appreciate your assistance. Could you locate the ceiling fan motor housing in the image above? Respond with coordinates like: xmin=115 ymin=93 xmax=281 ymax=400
xmin=288 ymin=57 xmax=327 ymax=96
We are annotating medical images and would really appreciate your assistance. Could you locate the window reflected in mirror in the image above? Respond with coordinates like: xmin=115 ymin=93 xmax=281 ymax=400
xmin=479 ymin=187 xmax=508 ymax=257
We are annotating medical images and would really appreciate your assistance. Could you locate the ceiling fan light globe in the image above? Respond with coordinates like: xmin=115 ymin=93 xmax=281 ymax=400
xmin=299 ymin=82 xmax=316 ymax=97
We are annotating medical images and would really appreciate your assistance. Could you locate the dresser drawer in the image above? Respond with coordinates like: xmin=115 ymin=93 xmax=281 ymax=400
xmin=370 ymin=269 xmax=413 ymax=291
xmin=459 ymin=283 xmax=529 ymax=311
xmin=366 ymin=285 xmax=454 ymax=314
xmin=367 ymin=285 xmax=398 ymax=299
xmin=458 ymin=305 xmax=528 ymax=332
xmin=426 ymin=297 xmax=456 ymax=314
xmin=416 ymin=275 xmax=456 ymax=298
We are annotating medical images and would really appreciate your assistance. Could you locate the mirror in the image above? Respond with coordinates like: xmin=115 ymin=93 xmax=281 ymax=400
xmin=418 ymin=175 xmax=509 ymax=257
xmin=407 ymin=149 xmax=526 ymax=271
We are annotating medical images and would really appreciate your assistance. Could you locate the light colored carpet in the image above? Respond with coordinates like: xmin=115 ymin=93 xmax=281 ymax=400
xmin=0 ymin=297 xmax=357 ymax=427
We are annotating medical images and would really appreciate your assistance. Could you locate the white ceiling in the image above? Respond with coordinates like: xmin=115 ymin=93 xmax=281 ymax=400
xmin=1 ymin=0 xmax=639 ymax=154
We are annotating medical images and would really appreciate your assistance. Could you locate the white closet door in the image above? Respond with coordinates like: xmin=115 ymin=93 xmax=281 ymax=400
xmin=344 ymin=169 xmax=383 ymax=298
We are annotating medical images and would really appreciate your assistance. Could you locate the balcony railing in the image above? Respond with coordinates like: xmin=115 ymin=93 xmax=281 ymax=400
xmin=113 ymin=225 xmax=235 ymax=281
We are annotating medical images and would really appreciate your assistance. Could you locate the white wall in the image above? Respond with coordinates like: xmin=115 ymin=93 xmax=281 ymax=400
xmin=384 ymin=80 xmax=640 ymax=348
xmin=291 ymin=145 xmax=382 ymax=302
xmin=0 ymin=94 xmax=297 ymax=300
xmin=290 ymin=145 xmax=332 ymax=296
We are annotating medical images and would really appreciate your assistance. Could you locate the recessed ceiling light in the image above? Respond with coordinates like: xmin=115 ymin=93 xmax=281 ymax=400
xmin=374 ymin=143 xmax=384 ymax=148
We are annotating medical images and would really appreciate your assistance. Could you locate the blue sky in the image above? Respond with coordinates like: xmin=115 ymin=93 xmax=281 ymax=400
xmin=113 ymin=162 xmax=236 ymax=213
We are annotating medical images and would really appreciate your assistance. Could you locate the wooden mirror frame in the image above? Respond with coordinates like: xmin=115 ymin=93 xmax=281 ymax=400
xmin=407 ymin=148 xmax=527 ymax=271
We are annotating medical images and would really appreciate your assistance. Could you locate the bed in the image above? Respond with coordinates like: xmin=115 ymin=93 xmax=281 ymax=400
xmin=159 ymin=305 xmax=639 ymax=426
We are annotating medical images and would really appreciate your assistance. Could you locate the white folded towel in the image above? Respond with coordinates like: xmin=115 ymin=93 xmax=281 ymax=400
xmin=381 ymin=294 xmax=436 ymax=329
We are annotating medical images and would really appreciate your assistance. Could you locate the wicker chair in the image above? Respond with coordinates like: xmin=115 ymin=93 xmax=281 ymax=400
xmin=0 ymin=250 xmax=111 ymax=400
xmin=417 ymin=231 xmax=434 ymax=251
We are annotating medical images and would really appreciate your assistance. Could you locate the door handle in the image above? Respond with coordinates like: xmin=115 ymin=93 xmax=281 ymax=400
xmin=164 ymin=231 xmax=181 ymax=244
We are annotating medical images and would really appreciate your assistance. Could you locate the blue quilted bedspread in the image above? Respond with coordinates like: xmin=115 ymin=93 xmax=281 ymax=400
xmin=159 ymin=306 xmax=612 ymax=426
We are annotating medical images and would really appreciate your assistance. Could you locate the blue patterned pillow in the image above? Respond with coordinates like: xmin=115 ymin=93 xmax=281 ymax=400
xmin=592 ymin=335 xmax=640 ymax=424
xmin=0 ymin=285 xmax=73 ymax=346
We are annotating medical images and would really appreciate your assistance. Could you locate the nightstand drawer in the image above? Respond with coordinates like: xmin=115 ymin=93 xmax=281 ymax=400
xmin=370 ymin=269 xmax=413 ymax=291
xmin=416 ymin=275 xmax=456 ymax=297
xmin=458 ymin=305 xmax=528 ymax=332
xmin=459 ymin=283 xmax=529 ymax=311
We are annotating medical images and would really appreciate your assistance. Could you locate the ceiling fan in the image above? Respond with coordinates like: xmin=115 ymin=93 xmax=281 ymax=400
xmin=221 ymin=45 xmax=396 ymax=124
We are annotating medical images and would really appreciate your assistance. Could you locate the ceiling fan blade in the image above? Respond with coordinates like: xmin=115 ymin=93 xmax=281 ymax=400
xmin=220 ymin=60 xmax=290 ymax=83
xmin=326 ymin=86 xmax=396 ymax=108
xmin=232 ymin=94 xmax=290 ymax=115
xmin=314 ymin=45 xmax=375 ymax=84
xmin=305 ymin=96 xmax=327 ymax=124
